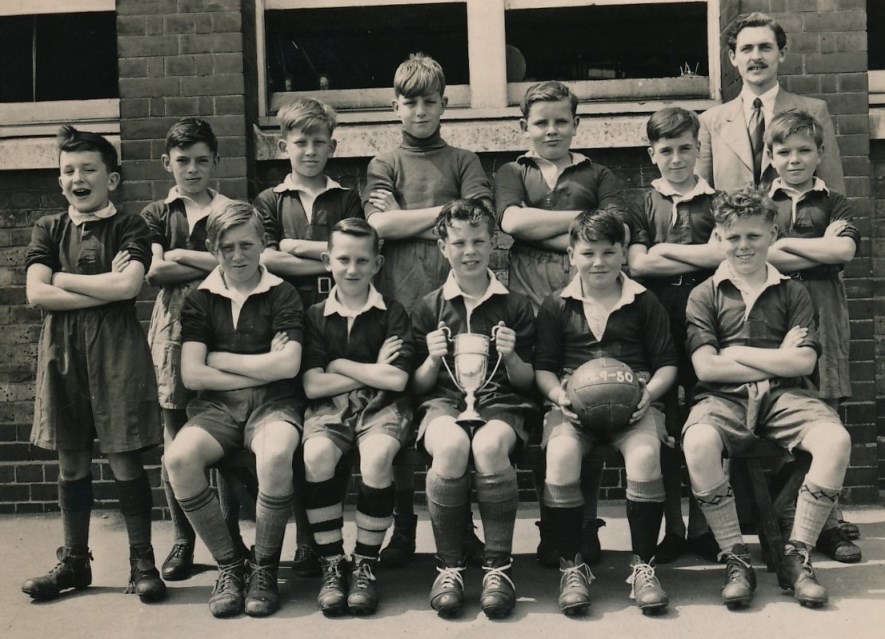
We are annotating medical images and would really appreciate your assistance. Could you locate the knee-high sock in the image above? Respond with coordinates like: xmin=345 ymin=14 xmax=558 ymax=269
xmin=161 ymin=461 xmax=195 ymax=546
xmin=693 ymin=478 xmax=743 ymax=553
xmin=254 ymin=491 xmax=293 ymax=562
xmin=425 ymin=469 xmax=470 ymax=566
xmin=543 ymin=480 xmax=584 ymax=561
xmin=790 ymin=480 xmax=840 ymax=547
xmin=59 ymin=475 xmax=93 ymax=553
xmin=626 ymin=478 xmax=666 ymax=562
xmin=687 ymin=495 xmax=709 ymax=539
xmin=178 ymin=486 xmax=239 ymax=565
xmin=660 ymin=446 xmax=687 ymax=538
xmin=304 ymin=478 xmax=344 ymax=558
xmin=355 ymin=483 xmax=395 ymax=559
xmin=581 ymin=455 xmax=604 ymax=528
xmin=116 ymin=472 xmax=153 ymax=554
xmin=475 ymin=467 xmax=518 ymax=563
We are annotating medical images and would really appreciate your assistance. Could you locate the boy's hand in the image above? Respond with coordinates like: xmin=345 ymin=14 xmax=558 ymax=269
xmin=111 ymin=250 xmax=131 ymax=273
xmin=494 ymin=324 xmax=517 ymax=359
xmin=780 ymin=325 xmax=808 ymax=349
xmin=368 ymin=190 xmax=399 ymax=213
xmin=630 ymin=380 xmax=651 ymax=424
xmin=377 ymin=335 xmax=403 ymax=365
xmin=270 ymin=331 xmax=289 ymax=352
xmin=426 ymin=322 xmax=450 ymax=363
xmin=553 ymin=382 xmax=581 ymax=425
xmin=824 ymin=220 xmax=849 ymax=238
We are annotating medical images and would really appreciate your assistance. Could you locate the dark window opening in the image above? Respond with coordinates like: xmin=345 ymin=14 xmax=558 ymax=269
xmin=868 ymin=0 xmax=885 ymax=70
xmin=265 ymin=3 xmax=469 ymax=94
xmin=0 ymin=12 xmax=118 ymax=103
xmin=504 ymin=3 xmax=707 ymax=83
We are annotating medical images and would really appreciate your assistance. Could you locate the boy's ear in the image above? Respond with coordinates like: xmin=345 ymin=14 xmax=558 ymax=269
xmin=566 ymin=245 xmax=576 ymax=266
xmin=646 ymin=146 xmax=655 ymax=162
xmin=437 ymin=237 xmax=448 ymax=258
xmin=373 ymin=253 xmax=385 ymax=274
xmin=391 ymin=98 xmax=399 ymax=113
xmin=329 ymin=138 xmax=337 ymax=156
xmin=573 ymin=115 xmax=580 ymax=129
xmin=441 ymin=95 xmax=449 ymax=109
xmin=107 ymin=171 xmax=121 ymax=192
xmin=321 ymin=251 xmax=332 ymax=271
xmin=519 ymin=118 xmax=528 ymax=133
xmin=277 ymin=138 xmax=288 ymax=154
xmin=205 ymin=238 xmax=215 ymax=254
xmin=161 ymin=153 xmax=172 ymax=173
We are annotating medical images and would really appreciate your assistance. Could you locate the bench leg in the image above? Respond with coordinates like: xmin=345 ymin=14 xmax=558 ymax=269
xmin=742 ymin=458 xmax=786 ymax=582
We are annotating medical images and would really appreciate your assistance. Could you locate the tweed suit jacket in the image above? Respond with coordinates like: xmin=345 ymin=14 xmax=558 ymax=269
xmin=697 ymin=89 xmax=845 ymax=194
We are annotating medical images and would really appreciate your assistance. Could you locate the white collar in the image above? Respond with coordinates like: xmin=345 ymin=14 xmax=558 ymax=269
xmin=198 ymin=264 xmax=283 ymax=299
xmin=522 ymin=150 xmax=590 ymax=168
xmin=273 ymin=174 xmax=344 ymax=195
xmin=442 ymin=269 xmax=509 ymax=303
xmin=163 ymin=185 xmax=222 ymax=205
xmin=651 ymin=175 xmax=716 ymax=201
xmin=768 ymin=176 xmax=829 ymax=198
xmin=68 ymin=202 xmax=117 ymax=227
xmin=712 ymin=261 xmax=788 ymax=289
xmin=560 ymin=271 xmax=646 ymax=308
xmin=323 ymin=284 xmax=386 ymax=318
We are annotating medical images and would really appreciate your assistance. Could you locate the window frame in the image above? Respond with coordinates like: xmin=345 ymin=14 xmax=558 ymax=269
xmin=869 ymin=70 xmax=885 ymax=139
xmin=257 ymin=0 xmax=721 ymax=119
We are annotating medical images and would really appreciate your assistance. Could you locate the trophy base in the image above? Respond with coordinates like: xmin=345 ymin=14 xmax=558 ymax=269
xmin=455 ymin=409 xmax=486 ymax=428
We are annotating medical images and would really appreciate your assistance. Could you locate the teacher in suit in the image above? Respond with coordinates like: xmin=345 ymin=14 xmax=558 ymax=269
xmin=697 ymin=12 xmax=845 ymax=193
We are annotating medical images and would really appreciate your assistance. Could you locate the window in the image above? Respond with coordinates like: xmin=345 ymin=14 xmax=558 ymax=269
xmin=868 ymin=0 xmax=884 ymax=138
xmin=258 ymin=0 xmax=720 ymax=117
xmin=0 ymin=12 xmax=117 ymax=104
xmin=0 ymin=1 xmax=118 ymax=170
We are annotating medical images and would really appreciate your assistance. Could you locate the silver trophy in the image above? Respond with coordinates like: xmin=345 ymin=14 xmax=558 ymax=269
xmin=440 ymin=322 xmax=503 ymax=427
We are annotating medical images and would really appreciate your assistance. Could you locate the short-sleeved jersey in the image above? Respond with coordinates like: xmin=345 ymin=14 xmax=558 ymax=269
xmin=494 ymin=153 xmax=626 ymax=223
xmin=180 ymin=270 xmax=304 ymax=355
xmin=253 ymin=180 xmax=363 ymax=251
xmin=769 ymin=181 xmax=860 ymax=277
xmin=534 ymin=283 xmax=678 ymax=376
xmin=686 ymin=265 xmax=821 ymax=399
xmin=26 ymin=208 xmax=152 ymax=282
xmin=303 ymin=295 xmax=415 ymax=376
xmin=628 ymin=182 xmax=718 ymax=250
xmin=411 ymin=282 xmax=535 ymax=403
xmin=140 ymin=190 xmax=234 ymax=255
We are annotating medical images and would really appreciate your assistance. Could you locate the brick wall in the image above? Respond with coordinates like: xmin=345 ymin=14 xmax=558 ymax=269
xmin=0 ymin=1 xmax=879 ymax=517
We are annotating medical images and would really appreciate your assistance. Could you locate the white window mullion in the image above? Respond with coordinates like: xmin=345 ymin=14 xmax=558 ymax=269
xmin=466 ymin=0 xmax=506 ymax=109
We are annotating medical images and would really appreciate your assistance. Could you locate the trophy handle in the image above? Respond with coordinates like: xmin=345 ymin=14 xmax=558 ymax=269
xmin=477 ymin=321 xmax=505 ymax=393
xmin=437 ymin=323 xmax=463 ymax=392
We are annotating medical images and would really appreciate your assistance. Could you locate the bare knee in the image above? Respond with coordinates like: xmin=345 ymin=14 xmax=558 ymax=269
xmin=359 ymin=445 xmax=398 ymax=487
xmin=430 ymin=439 xmax=470 ymax=478
xmin=682 ymin=424 xmax=724 ymax=471
xmin=623 ymin=440 xmax=661 ymax=481
xmin=545 ymin=438 xmax=583 ymax=485
xmin=303 ymin=438 xmax=339 ymax=482
xmin=57 ymin=450 xmax=92 ymax=482
xmin=471 ymin=431 xmax=510 ymax=474
xmin=255 ymin=446 xmax=296 ymax=492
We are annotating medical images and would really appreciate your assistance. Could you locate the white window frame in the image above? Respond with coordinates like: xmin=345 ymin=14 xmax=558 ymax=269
xmin=0 ymin=0 xmax=119 ymax=169
xmin=257 ymin=0 xmax=721 ymax=119
xmin=869 ymin=70 xmax=885 ymax=140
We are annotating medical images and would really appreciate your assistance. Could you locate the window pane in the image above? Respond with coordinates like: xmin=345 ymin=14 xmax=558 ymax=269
xmin=265 ymin=3 xmax=468 ymax=93
xmin=35 ymin=12 xmax=117 ymax=101
xmin=0 ymin=16 xmax=35 ymax=103
xmin=505 ymin=3 xmax=707 ymax=83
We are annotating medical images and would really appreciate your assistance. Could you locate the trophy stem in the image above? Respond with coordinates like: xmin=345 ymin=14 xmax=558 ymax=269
xmin=456 ymin=389 xmax=485 ymax=427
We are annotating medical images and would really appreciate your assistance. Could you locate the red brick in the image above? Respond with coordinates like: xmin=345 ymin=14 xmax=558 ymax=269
xmin=117 ymin=15 xmax=146 ymax=37
xmin=820 ymin=93 xmax=868 ymax=115
xmin=194 ymin=54 xmax=214 ymax=76
xmin=836 ymin=134 xmax=871 ymax=156
xmin=164 ymin=14 xmax=196 ymax=34
xmin=118 ymin=35 xmax=179 ymax=59
xmin=804 ymin=11 xmax=866 ymax=32
xmin=119 ymin=77 xmax=181 ymax=99
xmin=121 ymin=140 xmax=153 ymax=162
xmin=119 ymin=58 xmax=149 ymax=79
xmin=120 ymin=98 xmax=150 ymax=119
xmin=195 ymin=13 xmax=213 ymax=34
xmin=178 ymin=0 xmax=240 ymax=12
xmin=837 ymin=72 xmax=869 ymax=92
xmin=785 ymin=0 xmax=819 ymax=12
xmin=840 ymin=155 xmax=870 ymax=176
xmin=120 ymin=160 xmax=170 ymax=182
xmin=179 ymin=34 xmax=243 ymax=55
xmin=181 ymin=74 xmax=244 ymax=97
xmin=835 ymin=0 xmax=865 ymax=8
xmin=787 ymin=32 xmax=819 ymax=53
xmin=805 ymin=52 xmax=867 ymax=74
xmin=150 ymin=97 xmax=166 ymax=117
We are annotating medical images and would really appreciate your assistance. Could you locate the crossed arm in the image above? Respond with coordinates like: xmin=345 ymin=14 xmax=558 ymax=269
xmin=182 ymin=336 xmax=302 ymax=392
xmin=145 ymin=243 xmax=217 ymax=286
xmin=302 ymin=335 xmax=410 ymax=399
xmin=27 ymin=251 xmax=146 ymax=311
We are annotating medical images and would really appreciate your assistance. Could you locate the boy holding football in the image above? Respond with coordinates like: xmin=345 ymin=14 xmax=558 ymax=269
xmin=534 ymin=209 xmax=678 ymax=616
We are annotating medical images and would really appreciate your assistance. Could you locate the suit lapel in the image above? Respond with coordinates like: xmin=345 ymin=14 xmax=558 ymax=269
xmin=717 ymin=97 xmax=753 ymax=173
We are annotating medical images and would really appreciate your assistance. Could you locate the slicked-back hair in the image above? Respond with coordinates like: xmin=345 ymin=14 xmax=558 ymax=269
xmin=165 ymin=117 xmax=219 ymax=155
xmin=569 ymin=209 xmax=625 ymax=247
xmin=520 ymin=80 xmax=578 ymax=118
xmin=57 ymin=125 xmax=118 ymax=172
xmin=725 ymin=11 xmax=787 ymax=52
xmin=328 ymin=217 xmax=381 ymax=255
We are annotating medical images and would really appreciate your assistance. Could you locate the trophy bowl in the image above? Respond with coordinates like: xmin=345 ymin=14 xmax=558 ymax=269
xmin=440 ymin=324 xmax=503 ymax=427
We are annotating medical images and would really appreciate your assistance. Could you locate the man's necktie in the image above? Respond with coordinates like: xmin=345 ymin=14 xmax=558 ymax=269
xmin=749 ymin=97 xmax=765 ymax=186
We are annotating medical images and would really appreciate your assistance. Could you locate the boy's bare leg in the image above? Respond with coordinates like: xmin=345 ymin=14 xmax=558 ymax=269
xmin=160 ymin=408 xmax=197 ymax=580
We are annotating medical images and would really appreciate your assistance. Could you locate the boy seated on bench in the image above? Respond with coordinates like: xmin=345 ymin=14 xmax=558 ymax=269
xmin=165 ymin=201 xmax=305 ymax=619
xmin=682 ymin=187 xmax=850 ymax=609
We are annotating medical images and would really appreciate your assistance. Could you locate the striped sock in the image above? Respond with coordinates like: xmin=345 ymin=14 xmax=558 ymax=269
xmin=305 ymin=478 xmax=344 ymax=558
xmin=354 ymin=483 xmax=395 ymax=559
xmin=161 ymin=461 xmax=195 ymax=546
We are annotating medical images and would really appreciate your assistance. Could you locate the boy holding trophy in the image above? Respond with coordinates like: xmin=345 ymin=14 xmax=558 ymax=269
xmin=411 ymin=199 xmax=536 ymax=620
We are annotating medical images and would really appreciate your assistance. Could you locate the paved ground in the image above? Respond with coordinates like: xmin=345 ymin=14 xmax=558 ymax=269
xmin=2 ymin=501 xmax=884 ymax=639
